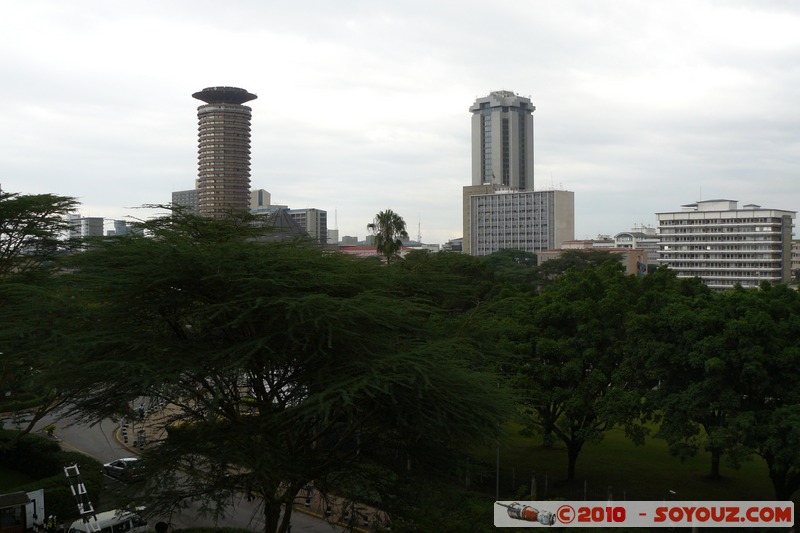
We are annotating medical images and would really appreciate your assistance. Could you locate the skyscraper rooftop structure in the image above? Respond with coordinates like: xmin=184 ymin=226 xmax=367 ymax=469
xmin=192 ymin=86 xmax=257 ymax=218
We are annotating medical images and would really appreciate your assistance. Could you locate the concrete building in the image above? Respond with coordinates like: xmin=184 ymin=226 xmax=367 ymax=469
xmin=287 ymin=208 xmax=328 ymax=245
xmin=463 ymin=185 xmax=574 ymax=256
xmin=192 ymin=86 xmax=257 ymax=218
xmin=463 ymin=91 xmax=574 ymax=257
xmin=470 ymin=91 xmax=535 ymax=190
xmin=657 ymin=199 xmax=795 ymax=289
xmin=614 ymin=225 xmax=660 ymax=263
xmin=107 ymin=220 xmax=142 ymax=237
xmin=792 ymin=240 xmax=800 ymax=280
xmin=171 ymin=188 xmax=199 ymax=214
xmin=442 ymin=238 xmax=463 ymax=253
xmin=250 ymin=189 xmax=271 ymax=211
xmin=327 ymin=229 xmax=339 ymax=244
xmin=68 ymin=214 xmax=104 ymax=239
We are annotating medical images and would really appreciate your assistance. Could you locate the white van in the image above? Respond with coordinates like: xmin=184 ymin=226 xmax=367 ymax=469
xmin=67 ymin=510 xmax=148 ymax=533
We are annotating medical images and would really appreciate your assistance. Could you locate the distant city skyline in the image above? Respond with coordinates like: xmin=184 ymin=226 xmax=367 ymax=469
xmin=2 ymin=2 xmax=799 ymax=244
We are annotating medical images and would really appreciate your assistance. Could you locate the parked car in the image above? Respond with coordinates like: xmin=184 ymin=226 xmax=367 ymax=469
xmin=103 ymin=457 xmax=144 ymax=482
xmin=68 ymin=509 xmax=147 ymax=533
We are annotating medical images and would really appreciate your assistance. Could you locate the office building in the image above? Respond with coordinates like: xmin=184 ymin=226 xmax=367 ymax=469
xmin=657 ymin=199 xmax=795 ymax=289
xmin=192 ymin=86 xmax=257 ymax=218
xmin=792 ymin=240 xmax=800 ymax=279
xmin=470 ymin=90 xmax=535 ymax=190
xmin=463 ymin=91 xmax=573 ymax=256
xmin=68 ymin=214 xmax=104 ymax=239
xmin=463 ymin=185 xmax=574 ymax=256
xmin=327 ymin=229 xmax=339 ymax=245
xmin=614 ymin=225 xmax=660 ymax=263
xmin=107 ymin=220 xmax=142 ymax=237
xmin=288 ymin=208 xmax=328 ymax=245
xmin=171 ymin=188 xmax=199 ymax=215
xmin=250 ymin=189 xmax=271 ymax=211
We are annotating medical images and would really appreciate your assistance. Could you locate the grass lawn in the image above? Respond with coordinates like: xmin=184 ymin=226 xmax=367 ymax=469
xmin=473 ymin=424 xmax=784 ymax=503
xmin=0 ymin=464 xmax=34 ymax=492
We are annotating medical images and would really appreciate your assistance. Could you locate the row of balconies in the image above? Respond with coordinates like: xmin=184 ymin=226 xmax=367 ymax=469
xmin=199 ymin=156 xmax=250 ymax=164
xmin=660 ymin=233 xmax=782 ymax=240
xmin=199 ymin=130 xmax=250 ymax=137
xmin=199 ymin=160 xmax=250 ymax=167
xmin=669 ymin=269 xmax=782 ymax=277
xmin=198 ymin=144 xmax=250 ymax=151
xmin=660 ymin=218 xmax=782 ymax=225
xmin=197 ymin=105 xmax=252 ymax=115
xmin=655 ymin=264 xmax=782 ymax=272
xmin=661 ymin=239 xmax=782 ymax=246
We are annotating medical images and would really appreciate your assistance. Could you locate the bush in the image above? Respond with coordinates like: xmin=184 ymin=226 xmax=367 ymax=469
xmin=0 ymin=429 xmax=61 ymax=478
xmin=0 ymin=431 xmax=104 ymax=521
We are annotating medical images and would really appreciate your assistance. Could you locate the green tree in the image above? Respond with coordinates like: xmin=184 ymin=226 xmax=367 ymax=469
xmin=18 ymin=211 xmax=505 ymax=533
xmin=520 ymin=264 xmax=646 ymax=480
xmin=0 ymin=190 xmax=80 ymax=438
xmin=480 ymin=249 xmax=538 ymax=291
xmin=718 ymin=283 xmax=800 ymax=500
xmin=0 ymin=191 xmax=79 ymax=278
xmin=630 ymin=269 xmax=735 ymax=478
xmin=367 ymin=209 xmax=409 ymax=264
xmin=535 ymin=249 xmax=623 ymax=290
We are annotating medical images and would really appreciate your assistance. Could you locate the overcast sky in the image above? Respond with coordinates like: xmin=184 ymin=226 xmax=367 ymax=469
xmin=2 ymin=1 xmax=799 ymax=243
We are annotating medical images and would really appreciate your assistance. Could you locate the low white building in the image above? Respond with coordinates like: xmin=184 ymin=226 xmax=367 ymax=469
xmin=657 ymin=199 xmax=795 ymax=289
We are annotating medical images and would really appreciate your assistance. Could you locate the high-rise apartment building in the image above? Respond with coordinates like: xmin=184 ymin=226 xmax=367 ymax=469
xmin=470 ymin=90 xmax=535 ymax=190
xmin=192 ymin=86 xmax=257 ymax=218
xmin=657 ymin=199 xmax=795 ymax=289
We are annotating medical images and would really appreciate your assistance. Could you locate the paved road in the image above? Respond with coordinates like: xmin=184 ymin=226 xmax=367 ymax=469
xmin=31 ymin=409 xmax=343 ymax=532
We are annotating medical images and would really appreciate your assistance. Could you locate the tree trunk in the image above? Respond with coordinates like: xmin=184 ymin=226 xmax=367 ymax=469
xmin=769 ymin=465 xmax=799 ymax=502
xmin=278 ymin=504 xmax=293 ymax=533
xmin=262 ymin=500 xmax=281 ymax=533
xmin=566 ymin=441 xmax=582 ymax=481
xmin=709 ymin=448 xmax=721 ymax=479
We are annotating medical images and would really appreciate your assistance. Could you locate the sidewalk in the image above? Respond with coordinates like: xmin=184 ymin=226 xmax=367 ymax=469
xmin=114 ymin=403 xmax=384 ymax=532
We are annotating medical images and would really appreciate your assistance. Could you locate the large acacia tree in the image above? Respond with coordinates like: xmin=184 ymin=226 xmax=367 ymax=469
xmin=0 ymin=190 xmax=80 ymax=439
xmin=17 ymin=211 xmax=505 ymax=533
xmin=0 ymin=190 xmax=79 ymax=278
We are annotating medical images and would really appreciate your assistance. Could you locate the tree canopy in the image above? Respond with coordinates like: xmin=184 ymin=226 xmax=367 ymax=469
xmin=0 ymin=190 xmax=80 ymax=440
xmin=0 ymin=191 xmax=79 ymax=278
xmin=9 ymin=211 xmax=507 ymax=533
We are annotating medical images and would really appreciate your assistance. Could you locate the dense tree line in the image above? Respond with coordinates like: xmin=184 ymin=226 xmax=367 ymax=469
xmin=2 ymin=194 xmax=800 ymax=532
xmin=473 ymin=253 xmax=800 ymax=501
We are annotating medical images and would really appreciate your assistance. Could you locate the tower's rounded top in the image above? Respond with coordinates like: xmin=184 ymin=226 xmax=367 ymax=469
xmin=192 ymin=86 xmax=257 ymax=105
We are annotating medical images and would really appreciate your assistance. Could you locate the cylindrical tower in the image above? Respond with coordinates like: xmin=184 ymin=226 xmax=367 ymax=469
xmin=192 ymin=86 xmax=257 ymax=218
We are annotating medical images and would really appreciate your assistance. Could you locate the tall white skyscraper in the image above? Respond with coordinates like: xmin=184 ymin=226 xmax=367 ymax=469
xmin=470 ymin=90 xmax=535 ymax=190
xmin=463 ymin=91 xmax=573 ymax=256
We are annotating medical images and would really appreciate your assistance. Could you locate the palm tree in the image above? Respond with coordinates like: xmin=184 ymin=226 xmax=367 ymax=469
xmin=367 ymin=209 xmax=409 ymax=264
